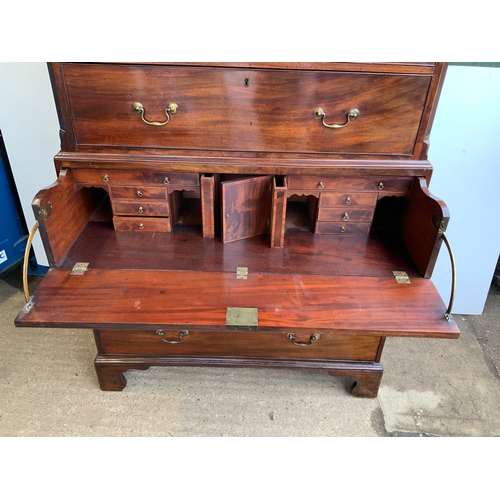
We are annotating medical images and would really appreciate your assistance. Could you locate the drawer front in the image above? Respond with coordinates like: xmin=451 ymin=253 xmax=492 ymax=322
xmin=61 ymin=63 xmax=431 ymax=156
xmin=320 ymin=192 xmax=378 ymax=207
xmin=111 ymin=200 xmax=169 ymax=217
xmin=96 ymin=329 xmax=381 ymax=361
xmin=109 ymin=186 xmax=167 ymax=200
xmin=315 ymin=222 xmax=371 ymax=235
xmin=288 ymin=176 xmax=412 ymax=192
xmin=317 ymin=207 xmax=374 ymax=222
xmin=73 ymin=169 xmax=199 ymax=187
xmin=113 ymin=216 xmax=171 ymax=232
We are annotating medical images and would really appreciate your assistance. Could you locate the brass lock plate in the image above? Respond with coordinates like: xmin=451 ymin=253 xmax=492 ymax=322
xmin=226 ymin=307 xmax=258 ymax=330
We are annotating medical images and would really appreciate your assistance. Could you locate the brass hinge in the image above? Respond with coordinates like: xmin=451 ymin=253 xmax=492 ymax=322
xmin=393 ymin=271 xmax=411 ymax=284
xmin=37 ymin=202 xmax=53 ymax=222
xmin=70 ymin=262 xmax=90 ymax=275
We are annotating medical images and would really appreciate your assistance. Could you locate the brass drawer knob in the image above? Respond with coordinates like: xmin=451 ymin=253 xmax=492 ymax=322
xmin=342 ymin=212 xmax=349 ymax=221
xmin=313 ymin=107 xmax=359 ymax=129
xmin=340 ymin=226 xmax=346 ymax=233
xmin=286 ymin=333 xmax=320 ymax=346
xmin=318 ymin=181 xmax=324 ymax=189
xmin=164 ymin=177 xmax=169 ymax=184
xmin=138 ymin=206 xmax=144 ymax=214
xmin=102 ymin=174 xmax=109 ymax=182
xmin=378 ymin=182 xmax=385 ymax=190
xmin=345 ymin=196 xmax=351 ymax=204
xmin=138 ymin=223 xmax=145 ymax=230
xmin=136 ymin=190 xmax=143 ymax=197
xmin=132 ymin=101 xmax=178 ymax=127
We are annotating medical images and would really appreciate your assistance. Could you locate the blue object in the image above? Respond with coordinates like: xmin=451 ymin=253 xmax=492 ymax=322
xmin=0 ymin=130 xmax=29 ymax=278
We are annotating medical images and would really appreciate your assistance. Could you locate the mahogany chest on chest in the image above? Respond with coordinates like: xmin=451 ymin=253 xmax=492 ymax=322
xmin=15 ymin=62 xmax=459 ymax=397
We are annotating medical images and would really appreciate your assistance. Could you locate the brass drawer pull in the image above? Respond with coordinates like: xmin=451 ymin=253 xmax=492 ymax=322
xmin=156 ymin=329 xmax=189 ymax=343
xmin=102 ymin=174 xmax=109 ymax=182
xmin=345 ymin=196 xmax=351 ymax=204
xmin=286 ymin=333 xmax=320 ymax=346
xmin=138 ymin=223 xmax=145 ymax=230
xmin=138 ymin=206 xmax=144 ymax=214
xmin=340 ymin=226 xmax=346 ymax=232
xmin=313 ymin=108 xmax=359 ymax=129
xmin=136 ymin=190 xmax=143 ymax=197
xmin=132 ymin=101 xmax=178 ymax=127
xmin=342 ymin=212 xmax=349 ymax=221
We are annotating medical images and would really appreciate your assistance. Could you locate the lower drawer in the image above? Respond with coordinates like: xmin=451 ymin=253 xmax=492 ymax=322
xmin=315 ymin=222 xmax=371 ymax=235
xmin=113 ymin=216 xmax=171 ymax=232
xmin=96 ymin=329 xmax=382 ymax=361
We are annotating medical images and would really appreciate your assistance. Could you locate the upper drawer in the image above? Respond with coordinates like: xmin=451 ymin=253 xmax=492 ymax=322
xmin=58 ymin=63 xmax=432 ymax=156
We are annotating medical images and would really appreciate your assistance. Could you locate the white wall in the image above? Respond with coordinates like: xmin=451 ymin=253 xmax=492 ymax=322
xmin=429 ymin=65 xmax=500 ymax=315
xmin=1 ymin=63 xmax=498 ymax=313
xmin=0 ymin=63 xmax=60 ymax=267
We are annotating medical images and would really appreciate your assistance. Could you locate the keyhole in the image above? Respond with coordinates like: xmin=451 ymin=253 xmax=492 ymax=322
xmin=244 ymin=78 xmax=249 ymax=87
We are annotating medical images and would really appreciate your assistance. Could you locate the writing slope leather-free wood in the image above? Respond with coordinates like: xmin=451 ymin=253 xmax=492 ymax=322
xmin=16 ymin=268 xmax=459 ymax=337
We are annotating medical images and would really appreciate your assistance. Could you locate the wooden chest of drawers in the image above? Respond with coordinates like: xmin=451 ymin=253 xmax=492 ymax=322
xmin=15 ymin=62 xmax=459 ymax=397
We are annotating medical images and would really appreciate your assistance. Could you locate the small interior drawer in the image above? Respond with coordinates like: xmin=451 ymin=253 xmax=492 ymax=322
xmin=315 ymin=221 xmax=371 ymax=235
xmin=317 ymin=207 xmax=374 ymax=222
xmin=111 ymin=200 xmax=170 ymax=217
xmin=109 ymin=186 xmax=167 ymax=200
xmin=287 ymin=176 xmax=413 ymax=193
xmin=112 ymin=216 xmax=171 ymax=232
xmin=319 ymin=192 xmax=378 ymax=206
xmin=73 ymin=169 xmax=199 ymax=187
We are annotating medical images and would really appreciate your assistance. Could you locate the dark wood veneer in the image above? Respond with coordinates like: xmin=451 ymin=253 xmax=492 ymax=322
xmin=15 ymin=62 xmax=457 ymax=397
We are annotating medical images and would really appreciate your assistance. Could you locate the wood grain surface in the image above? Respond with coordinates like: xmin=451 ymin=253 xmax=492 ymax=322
xmin=16 ymin=267 xmax=459 ymax=337
xmin=57 ymin=63 xmax=431 ymax=156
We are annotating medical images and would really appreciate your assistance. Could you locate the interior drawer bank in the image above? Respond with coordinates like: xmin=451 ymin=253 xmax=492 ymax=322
xmin=95 ymin=329 xmax=383 ymax=361
xmin=59 ymin=63 xmax=431 ymax=156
